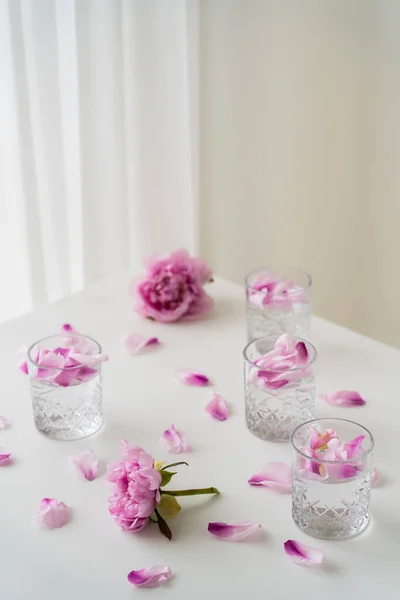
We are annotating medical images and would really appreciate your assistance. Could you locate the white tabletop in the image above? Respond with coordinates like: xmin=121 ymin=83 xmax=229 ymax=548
xmin=0 ymin=274 xmax=398 ymax=599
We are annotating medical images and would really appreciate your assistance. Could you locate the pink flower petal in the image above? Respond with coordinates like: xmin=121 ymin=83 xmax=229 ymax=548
xmin=208 ymin=521 xmax=262 ymax=541
xmin=205 ymin=391 xmax=228 ymax=421
xmin=16 ymin=346 xmax=29 ymax=374
xmin=319 ymin=390 xmax=366 ymax=407
xmin=121 ymin=333 xmax=160 ymax=355
xmin=68 ymin=352 xmax=108 ymax=366
xmin=127 ymin=565 xmax=173 ymax=588
xmin=248 ymin=462 xmax=291 ymax=494
xmin=0 ymin=450 xmax=12 ymax=465
xmin=284 ymin=540 xmax=324 ymax=566
xmin=161 ymin=424 xmax=191 ymax=453
xmin=295 ymin=341 xmax=309 ymax=365
xmin=71 ymin=450 xmax=99 ymax=481
xmin=37 ymin=498 xmax=70 ymax=529
xmin=61 ymin=323 xmax=79 ymax=334
xmin=343 ymin=435 xmax=365 ymax=459
xmin=371 ymin=467 xmax=380 ymax=487
xmin=0 ymin=415 xmax=9 ymax=430
xmin=175 ymin=368 xmax=210 ymax=387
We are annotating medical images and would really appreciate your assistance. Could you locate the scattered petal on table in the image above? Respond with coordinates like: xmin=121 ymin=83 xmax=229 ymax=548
xmin=71 ymin=450 xmax=99 ymax=481
xmin=371 ymin=467 xmax=380 ymax=487
xmin=0 ymin=450 xmax=12 ymax=465
xmin=127 ymin=565 xmax=173 ymax=588
xmin=0 ymin=415 xmax=9 ymax=430
xmin=61 ymin=323 xmax=79 ymax=334
xmin=121 ymin=333 xmax=160 ymax=355
xmin=161 ymin=424 xmax=191 ymax=453
xmin=175 ymin=368 xmax=210 ymax=387
xmin=205 ymin=391 xmax=228 ymax=421
xmin=37 ymin=498 xmax=70 ymax=529
xmin=248 ymin=462 xmax=292 ymax=494
xmin=284 ymin=540 xmax=324 ymax=566
xmin=319 ymin=390 xmax=366 ymax=407
xmin=208 ymin=521 xmax=261 ymax=541
xmin=16 ymin=346 xmax=29 ymax=375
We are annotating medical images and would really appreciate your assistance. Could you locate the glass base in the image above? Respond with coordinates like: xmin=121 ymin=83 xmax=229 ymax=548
xmin=32 ymin=374 xmax=102 ymax=441
xmin=293 ymin=508 xmax=370 ymax=540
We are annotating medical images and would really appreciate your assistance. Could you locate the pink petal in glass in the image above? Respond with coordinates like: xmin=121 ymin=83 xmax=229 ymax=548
xmin=71 ymin=450 xmax=99 ymax=481
xmin=127 ymin=565 xmax=173 ymax=588
xmin=68 ymin=352 xmax=109 ymax=366
xmin=208 ymin=521 xmax=262 ymax=541
xmin=37 ymin=498 xmax=70 ymax=529
xmin=161 ymin=424 xmax=191 ymax=453
xmin=343 ymin=435 xmax=365 ymax=459
xmin=0 ymin=415 xmax=9 ymax=430
xmin=248 ymin=462 xmax=292 ymax=494
xmin=121 ymin=333 xmax=160 ymax=355
xmin=284 ymin=539 xmax=324 ymax=566
xmin=175 ymin=368 xmax=210 ymax=387
xmin=319 ymin=390 xmax=366 ymax=407
xmin=295 ymin=341 xmax=309 ymax=365
xmin=205 ymin=391 xmax=228 ymax=421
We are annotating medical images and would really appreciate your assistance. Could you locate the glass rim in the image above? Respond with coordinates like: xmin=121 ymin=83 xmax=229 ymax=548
xmin=245 ymin=266 xmax=312 ymax=295
xmin=27 ymin=334 xmax=102 ymax=371
xmin=243 ymin=336 xmax=317 ymax=373
xmin=290 ymin=417 xmax=374 ymax=464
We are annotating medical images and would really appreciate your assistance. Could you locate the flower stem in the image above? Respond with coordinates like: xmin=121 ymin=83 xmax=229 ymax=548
xmin=161 ymin=487 xmax=220 ymax=497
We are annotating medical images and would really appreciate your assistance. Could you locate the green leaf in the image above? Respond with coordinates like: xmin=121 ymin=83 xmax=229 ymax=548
xmin=160 ymin=470 xmax=176 ymax=487
xmin=154 ymin=508 xmax=172 ymax=541
xmin=162 ymin=461 xmax=188 ymax=470
xmin=157 ymin=495 xmax=181 ymax=518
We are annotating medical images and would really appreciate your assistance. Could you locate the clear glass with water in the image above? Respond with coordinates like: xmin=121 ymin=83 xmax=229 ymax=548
xmin=291 ymin=418 xmax=374 ymax=540
xmin=243 ymin=336 xmax=316 ymax=442
xmin=28 ymin=334 xmax=103 ymax=441
xmin=245 ymin=267 xmax=311 ymax=341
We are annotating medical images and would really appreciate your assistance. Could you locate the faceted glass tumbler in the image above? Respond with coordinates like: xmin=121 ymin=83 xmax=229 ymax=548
xmin=28 ymin=335 xmax=103 ymax=441
xmin=243 ymin=336 xmax=316 ymax=442
xmin=291 ymin=418 xmax=374 ymax=540
xmin=245 ymin=266 xmax=311 ymax=341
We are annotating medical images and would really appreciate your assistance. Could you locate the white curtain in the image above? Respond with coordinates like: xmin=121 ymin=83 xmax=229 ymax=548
xmin=0 ymin=0 xmax=199 ymax=322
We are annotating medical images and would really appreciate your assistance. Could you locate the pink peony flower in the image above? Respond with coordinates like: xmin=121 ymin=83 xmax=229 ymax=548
xmin=106 ymin=440 xmax=162 ymax=533
xmin=129 ymin=249 xmax=214 ymax=323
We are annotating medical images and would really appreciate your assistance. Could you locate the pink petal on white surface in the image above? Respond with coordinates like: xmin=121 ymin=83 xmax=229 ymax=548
xmin=0 ymin=450 xmax=12 ymax=464
xmin=0 ymin=415 xmax=9 ymax=430
xmin=208 ymin=521 xmax=262 ymax=541
xmin=71 ymin=450 xmax=99 ymax=481
xmin=175 ymin=368 xmax=210 ymax=387
xmin=248 ymin=462 xmax=292 ymax=494
xmin=127 ymin=565 xmax=173 ymax=588
xmin=68 ymin=352 xmax=109 ymax=366
xmin=121 ymin=333 xmax=160 ymax=355
xmin=205 ymin=391 xmax=228 ymax=421
xmin=371 ymin=467 xmax=380 ymax=487
xmin=16 ymin=346 xmax=29 ymax=375
xmin=319 ymin=390 xmax=366 ymax=407
xmin=37 ymin=498 xmax=70 ymax=529
xmin=284 ymin=540 xmax=324 ymax=566
xmin=61 ymin=323 xmax=79 ymax=334
xmin=161 ymin=424 xmax=191 ymax=453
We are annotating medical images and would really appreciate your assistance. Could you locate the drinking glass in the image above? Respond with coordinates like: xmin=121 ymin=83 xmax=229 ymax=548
xmin=246 ymin=266 xmax=311 ymax=341
xmin=28 ymin=334 xmax=103 ymax=441
xmin=291 ymin=418 xmax=374 ymax=540
xmin=243 ymin=335 xmax=316 ymax=442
